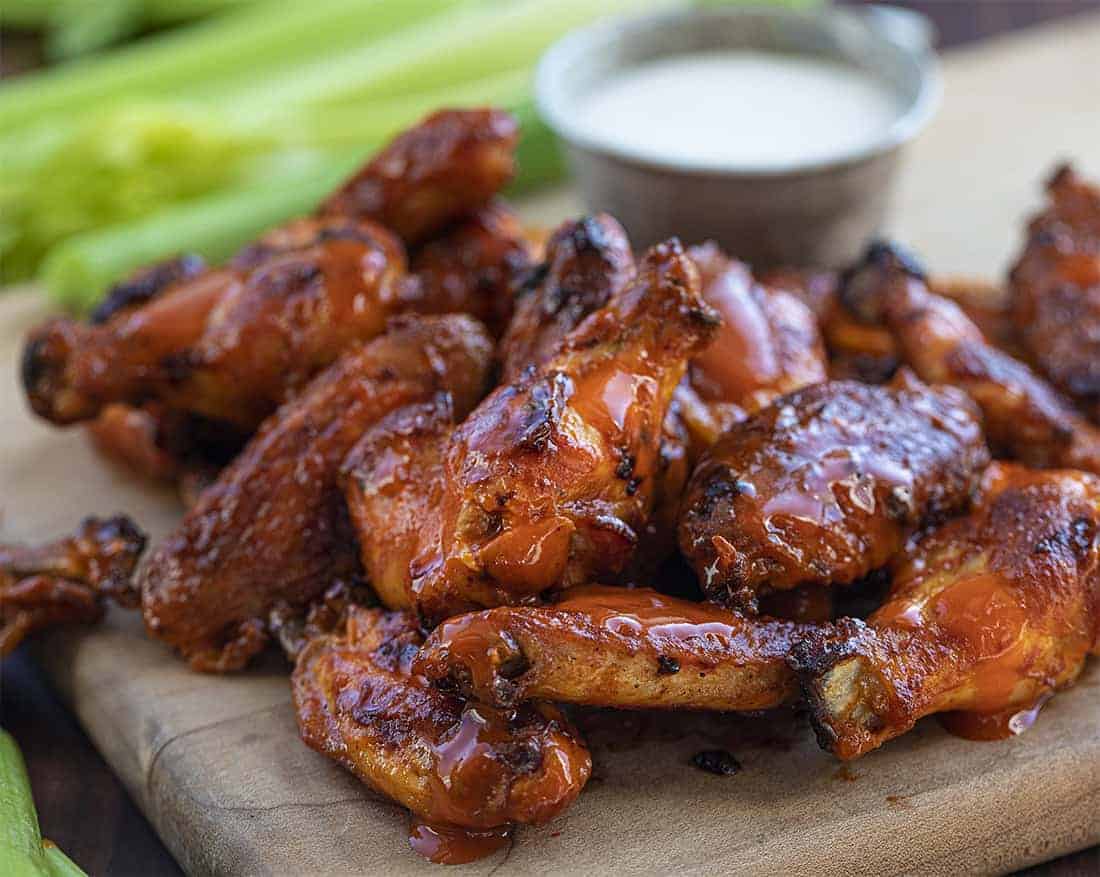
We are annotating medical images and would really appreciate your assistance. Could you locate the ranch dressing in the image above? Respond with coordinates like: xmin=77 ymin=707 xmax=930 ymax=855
xmin=575 ymin=51 xmax=902 ymax=169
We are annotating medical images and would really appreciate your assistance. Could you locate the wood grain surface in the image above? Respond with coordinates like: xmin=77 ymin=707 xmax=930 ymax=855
xmin=3 ymin=7 xmax=1100 ymax=876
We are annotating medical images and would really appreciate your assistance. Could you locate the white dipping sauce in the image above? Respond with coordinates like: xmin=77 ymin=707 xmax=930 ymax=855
xmin=575 ymin=51 xmax=902 ymax=169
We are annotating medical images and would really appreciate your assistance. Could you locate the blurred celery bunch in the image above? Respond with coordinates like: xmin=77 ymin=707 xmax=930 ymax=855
xmin=0 ymin=0 xmax=817 ymax=308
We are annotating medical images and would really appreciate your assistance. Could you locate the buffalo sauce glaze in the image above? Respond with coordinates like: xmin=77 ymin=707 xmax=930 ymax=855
xmin=408 ymin=817 xmax=511 ymax=865
xmin=874 ymin=565 xmax=1051 ymax=741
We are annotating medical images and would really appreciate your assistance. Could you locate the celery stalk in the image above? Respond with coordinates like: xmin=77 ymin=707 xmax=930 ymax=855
xmin=40 ymin=154 xmax=362 ymax=309
xmin=231 ymin=0 xmax=677 ymax=121
xmin=0 ymin=0 xmax=468 ymax=130
xmin=0 ymin=729 xmax=87 ymax=877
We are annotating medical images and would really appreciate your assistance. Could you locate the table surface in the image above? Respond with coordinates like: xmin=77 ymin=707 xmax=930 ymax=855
xmin=3 ymin=3 xmax=1100 ymax=875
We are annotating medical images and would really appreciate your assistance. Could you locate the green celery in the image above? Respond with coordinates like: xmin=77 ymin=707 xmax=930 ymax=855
xmin=40 ymin=153 xmax=361 ymax=309
xmin=0 ymin=729 xmax=87 ymax=877
xmin=0 ymin=0 xmax=467 ymax=130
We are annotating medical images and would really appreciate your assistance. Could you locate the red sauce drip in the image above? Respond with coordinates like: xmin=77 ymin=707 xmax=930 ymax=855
xmin=408 ymin=817 xmax=511 ymax=865
xmin=939 ymin=693 xmax=1053 ymax=742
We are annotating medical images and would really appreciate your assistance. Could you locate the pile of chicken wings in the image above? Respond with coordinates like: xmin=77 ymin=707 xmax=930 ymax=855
xmin=5 ymin=108 xmax=1100 ymax=863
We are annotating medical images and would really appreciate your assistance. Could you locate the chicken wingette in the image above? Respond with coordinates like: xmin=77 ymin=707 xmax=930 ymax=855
xmin=793 ymin=463 xmax=1100 ymax=759
xmin=414 ymin=585 xmax=808 ymax=712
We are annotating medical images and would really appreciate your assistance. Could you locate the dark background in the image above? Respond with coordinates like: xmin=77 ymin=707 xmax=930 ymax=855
xmin=4 ymin=2 xmax=1100 ymax=875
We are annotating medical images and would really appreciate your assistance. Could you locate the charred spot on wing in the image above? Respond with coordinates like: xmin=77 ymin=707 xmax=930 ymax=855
xmin=656 ymin=655 xmax=680 ymax=675
xmin=90 ymin=253 xmax=206 ymax=325
xmin=614 ymin=449 xmax=636 ymax=481
xmin=571 ymin=215 xmax=613 ymax=254
xmin=503 ymin=740 xmax=544 ymax=775
xmin=159 ymin=350 xmax=194 ymax=384
xmin=515 ymin=260 xmax=550 ymax=299
xmin=517 ymin=373 xmax=572 ymax=452
xmin=21 ymin=334 xmax=51 ymax=398
xmin=839 ymin=239 xmax=927 ymax=323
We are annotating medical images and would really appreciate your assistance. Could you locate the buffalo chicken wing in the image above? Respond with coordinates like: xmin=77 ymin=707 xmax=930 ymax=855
xmin=793 ymin=463 xmax=1100 ymax=759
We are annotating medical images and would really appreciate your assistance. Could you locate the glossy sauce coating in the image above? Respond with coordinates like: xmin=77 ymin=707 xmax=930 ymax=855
xmin=291 ymin=605 xmax=591 ymax=835
xmin=412 ymin=239 xmax=719 ymax=623
xmin=498 ymin=213 xmax=634 ymax=382
xmin=679 ymin=376 xmax=989 ymax=610
xmin=840 ymin=240 xmax=1100 ymax=473
xmin=793 ymin=463 xmax=1100 ymax=759
xmin=414 ymin=585 xmax=808 ymax=711
xmin=1009 ymin=165 xmax=1100 ymax=418
xmin=139 ymin=315 xmax=494 ymax=672
xmin=680 ymin=243 xmax=826 ymax=446
xmin=341 ymin=395 xmax=456 ymax=612
xmin=403 ymin=200 xmax=535 ymax=337
xmin=320 ymin=108 xmax=518 ymax=245
xmin=1 ymin=516 xmax=146 ymax=656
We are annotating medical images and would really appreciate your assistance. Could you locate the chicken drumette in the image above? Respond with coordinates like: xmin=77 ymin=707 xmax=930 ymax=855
xmin=678 ymin=243 xmax=827 ymax=447
xmin=679 ymin=375 xmax=989 ymax=612
xmin=1009 ymin=165 xmax=1100 ymax=420
xmin=1 ymin=516 xmax=146 ymax=655
xmin=793 ymin=462 xmax=1100 ymax=759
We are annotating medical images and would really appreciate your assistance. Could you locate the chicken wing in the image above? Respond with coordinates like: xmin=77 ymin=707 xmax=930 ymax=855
xmin=412 ymin=240 xmax=720 ymax=622
xmin=764 ymin=266 xmax=1016 ymax=383
xmin=23 ymin=109 xmax=518 ymax=430
xmin=343 ymin=215 xmax=637 ymax=613
xmin=842 ymin=240 xmax=1100 ymax=472
xmin=679 ymin=375 xmax=989 ymax=612
xmin=1009 ymin=165 xmax=1100 ymax=419
xmin=341 ymin=396 xmax=456 ymax=612
xmin=403 ymin=200 xmax=535 ymax=337
xmin=498 ymin=213 xmax=634 ymax=382
xmin=414 ymin=585 xmax=806 ymax=712
xmin=292 ymin=605 xmax=591 ymax=839
xmin=139 ymin=314 xmax=494 ymax=672
xmin=319 ymin=108 xmax=518 ymax=244
xmin=1 ymin=516 xmax=146 ymax=655
xmin=678 ymin=244 xmax=827 ymax=447
xmin=792 ymin=463 xmax=1100 ymax=760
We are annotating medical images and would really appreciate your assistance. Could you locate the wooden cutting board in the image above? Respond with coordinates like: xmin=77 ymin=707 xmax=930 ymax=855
xmin=3 ymin=13 xmax=1100 ymax=876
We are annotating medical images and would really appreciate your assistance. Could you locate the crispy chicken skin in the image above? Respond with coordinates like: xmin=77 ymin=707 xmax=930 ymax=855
xmin=320 ymin=108 xmax=518 ymax=245
xmin=404 ymin=200 xmax=534 ymax=337
xmin=679 ymin=244 xmax=827 ymax=447
xmin=843 ymin=241 xmax=1100 ymax=472
xmin=498 ymin=214 xmax=634 ymax=382
xmin=1 ymin=517 xmax=146 ymax=656
xmin=23 ymin=109 xmax=518 ymax=430
xmin=343 ymin=215 xmax=637 ymax=613
xmin=292 ymin=604 xmax=591 ymax=830
xmin=765 ymin=266 xmax=1018 ymax=383
xmin=679 ymin=376 xmax=989 ymax=612
xmin=414 ymin=585 xmax=806 ymax=712
xmin=139 ymin=315 xmax=494 ymax=672
xmin=792 ymin=463 xmax=1100 ymax=760
xmin=1009 ymin=165 xmax=1100 ymax=417
xmin=412 ymin=240 xmax=720 ymax=622
xmin=341 ymin=396 xmax=456 ymax=612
